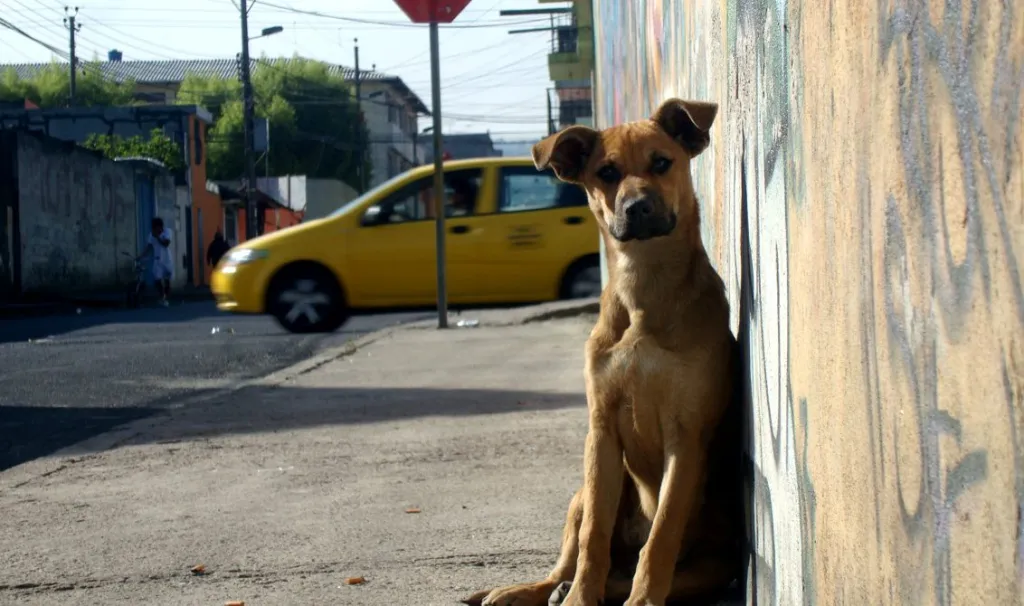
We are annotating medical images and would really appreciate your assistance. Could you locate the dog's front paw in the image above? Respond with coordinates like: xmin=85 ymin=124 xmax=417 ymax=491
xmin=558 ymin=584 xmax=600 ymax=606
xmin=462 ymin=582 xmax=556 ymax=606
xmin=623 ymin=595 xmax=660 ymax=606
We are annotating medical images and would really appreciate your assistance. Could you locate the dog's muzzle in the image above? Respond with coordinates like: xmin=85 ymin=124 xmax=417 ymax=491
xmin=610 ymin=197 xmax=677 ymax=242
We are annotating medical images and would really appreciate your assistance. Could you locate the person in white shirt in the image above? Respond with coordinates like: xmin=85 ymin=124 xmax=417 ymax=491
xmin=138 ymin=217 xmax=174 ymax=307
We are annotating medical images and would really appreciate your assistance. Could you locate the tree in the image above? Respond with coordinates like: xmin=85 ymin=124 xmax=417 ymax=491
xmin=81 ymin=128 xmax=184 ymax=171
xmin=0 ymin=61 xmax=135 ymax=107
xmin=176 ymin=56 xmax=370 ymax=188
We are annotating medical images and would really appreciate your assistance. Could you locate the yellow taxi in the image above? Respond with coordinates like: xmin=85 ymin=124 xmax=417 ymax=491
xmin=211 ymin=157 xmax=601 ymax=333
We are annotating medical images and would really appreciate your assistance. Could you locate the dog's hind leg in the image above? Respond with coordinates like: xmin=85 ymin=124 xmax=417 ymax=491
xmin=462 ymin=489 xmax=584 ymax=606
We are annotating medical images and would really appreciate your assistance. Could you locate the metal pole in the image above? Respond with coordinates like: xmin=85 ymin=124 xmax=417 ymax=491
xmin=428 ymin=21 xmax=448 ymax=329
xmin=63 ymin=7 xmax=79 ymax=105
xmin=353 ymin=39 xmax=366 ymax=193
xmin=546 ymin=88 xmax=555 ymax=135
xmin=239 ymin=0 xmax=258 ymax=239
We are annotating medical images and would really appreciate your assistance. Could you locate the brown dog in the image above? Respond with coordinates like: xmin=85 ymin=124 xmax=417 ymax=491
xmin=464 ymin=99 xmax=745 ymax=606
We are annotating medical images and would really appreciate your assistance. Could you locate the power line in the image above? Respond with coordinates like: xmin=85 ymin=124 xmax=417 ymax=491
xmin=0 ymin=16 xmax=68 ymax=58
xmin=374 ymin=0 xmax=503 ymax=73
xmin=254 ymin=1 xmax=551 ymax=29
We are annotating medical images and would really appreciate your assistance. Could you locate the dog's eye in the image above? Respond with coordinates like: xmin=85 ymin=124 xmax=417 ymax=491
xmin=597 ymin=165 xmax=621 ymax=184
xmin=651 ymin=157 xmax=673 ymax=175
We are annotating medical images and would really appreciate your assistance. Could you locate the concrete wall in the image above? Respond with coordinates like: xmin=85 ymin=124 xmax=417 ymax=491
xmin=15 ymin=133 xmax=136 ymax=293
xmin=303 ymin=178 xmax=359 ymax=221
xmin=591 ymin=1 xmax=1023 ymax=604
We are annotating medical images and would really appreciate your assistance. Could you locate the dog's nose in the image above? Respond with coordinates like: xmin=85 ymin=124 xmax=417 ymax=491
xmin=623 ymin=198 xmax=654 ymax=221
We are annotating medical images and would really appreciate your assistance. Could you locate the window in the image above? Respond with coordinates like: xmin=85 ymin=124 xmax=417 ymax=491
xmin=559 ymin=99 xmax=593 ymax=126
xmin=133 ymin=91 xmax=167 ymax=104
xmin=499 ymin=166 xmax=588 ymax=213
xmin=387 ymin=149 xmax=414 ymax=179
xmin=361 ymin=168 xmax=483 ymax=227
xmin=223 ymin=208 xmax=238 ymax=245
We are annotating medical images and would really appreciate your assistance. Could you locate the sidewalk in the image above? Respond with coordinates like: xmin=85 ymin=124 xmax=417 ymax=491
xmin=0 ymin=311 xmax=598 ymax=605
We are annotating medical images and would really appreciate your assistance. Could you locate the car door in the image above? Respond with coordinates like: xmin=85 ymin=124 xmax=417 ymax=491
xmin=343 ymin=176 xmax=437 ymax=307
xmin=472 ymin=164 xmax=594 ymax=302
xmin=441 ymin=166 xmax=494 ymax=303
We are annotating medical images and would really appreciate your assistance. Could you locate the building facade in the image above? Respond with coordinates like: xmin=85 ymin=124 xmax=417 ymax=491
xmin=3 ymin=55 xmax=430 ymax=193
xmin=541 ymin=0 xmax=595 ymax=129
xmin=422 ymin=133 xmax=504 ymax=163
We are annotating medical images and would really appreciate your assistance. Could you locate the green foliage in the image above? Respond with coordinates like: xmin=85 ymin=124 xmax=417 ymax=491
xmin=0 ymin=62 xmax=135 ymax=107
xmin=81 ymin=128 xmax=184 ymax=171
xmin=176 ymin=55 xmax=370 ymax=187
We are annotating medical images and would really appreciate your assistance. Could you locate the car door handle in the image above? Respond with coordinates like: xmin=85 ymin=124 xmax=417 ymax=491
xmin=449 ymin=225 xmax=470 ymax=234
xmin=563 ymin=216 xmax=584 ymax=225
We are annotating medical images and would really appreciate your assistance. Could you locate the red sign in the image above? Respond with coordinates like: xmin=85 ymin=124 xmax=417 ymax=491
xmin=393 ymin=0 xmax=472 ymax=23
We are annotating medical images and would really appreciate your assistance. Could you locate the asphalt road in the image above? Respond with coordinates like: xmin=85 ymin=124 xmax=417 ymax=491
xmin=0 ymin=302 xmax=434 ymax=471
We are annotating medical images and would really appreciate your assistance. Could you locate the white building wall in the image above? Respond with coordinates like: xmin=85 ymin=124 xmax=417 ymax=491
xmin=359 ymin=82 xmax=421 ymax=188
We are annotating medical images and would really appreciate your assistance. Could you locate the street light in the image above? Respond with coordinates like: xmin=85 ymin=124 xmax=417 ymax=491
xmin=252 ymin=25 xmax=283 ymax=40
xmin=238 ymin=0 xmax=284 ymax=239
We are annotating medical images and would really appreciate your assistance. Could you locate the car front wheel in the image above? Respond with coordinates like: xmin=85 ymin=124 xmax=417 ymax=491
xmin=561 ymin=258 xmax=603 ymax=299
xmin=267 ymin=265 xmax=348 ymax=333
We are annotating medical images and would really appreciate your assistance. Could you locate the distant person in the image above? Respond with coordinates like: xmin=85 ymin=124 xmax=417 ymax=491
xmin=138 ymin=217 xmax=174 ymax=307
xmin=446 ymin=178 xmax=477 ymax=217
xmin=207 ymin=230 xmax=230 ymax=268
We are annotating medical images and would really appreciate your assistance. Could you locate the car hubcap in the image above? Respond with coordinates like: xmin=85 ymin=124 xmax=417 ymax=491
xmin=280 ymin=279 xmax=330 ymax=324
xmin=569 ymin=266 xmax=602 ymax=299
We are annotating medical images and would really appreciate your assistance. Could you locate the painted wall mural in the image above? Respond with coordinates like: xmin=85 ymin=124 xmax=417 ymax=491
xmin=591 ymin=0 xmax=1023 ymax=604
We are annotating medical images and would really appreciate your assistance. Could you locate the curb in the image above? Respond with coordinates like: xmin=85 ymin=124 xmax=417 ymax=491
xmin=519 ymin=299 xmax=600 ymax=324
xmin=404 ymin=297 xmax=601 ymax=330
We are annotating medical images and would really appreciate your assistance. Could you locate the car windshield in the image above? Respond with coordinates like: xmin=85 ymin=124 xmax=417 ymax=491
xmin=327 ymin=171 xmax=426 ymax=218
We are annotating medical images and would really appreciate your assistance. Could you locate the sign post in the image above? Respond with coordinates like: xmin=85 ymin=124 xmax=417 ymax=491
xmin=393 ymin=0 xmax=472 ymax=329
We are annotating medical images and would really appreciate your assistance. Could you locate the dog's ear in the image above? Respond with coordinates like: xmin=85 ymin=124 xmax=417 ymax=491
xmin=650 ymin=98 xmax=718 ymax=157
xmin=532 ymin=125 xmax=599 ymax=182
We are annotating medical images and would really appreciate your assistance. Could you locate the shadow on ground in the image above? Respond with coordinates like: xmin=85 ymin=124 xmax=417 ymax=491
xmin=0 ymin=404 xmax=162 ymax=471
xmin=1 ymin=385 xmax=585 ymax=471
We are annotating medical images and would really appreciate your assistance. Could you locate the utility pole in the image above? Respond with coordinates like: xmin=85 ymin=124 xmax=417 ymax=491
xmin=63 ymin=6 xmax=81 ymax=106
xmin=428 ymin=21 xmax=447 ymax=328
xmin=238 ymin=0 xmax=259 ymax=240
xmin=546 ymin=88 xmax=555 ymax=135
xmin=353 ymin=38 xmax=366 ymax=193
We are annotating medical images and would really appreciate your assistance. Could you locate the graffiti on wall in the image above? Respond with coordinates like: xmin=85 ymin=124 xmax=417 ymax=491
xmin=592 ymin=0 xmax=1023 ymax=603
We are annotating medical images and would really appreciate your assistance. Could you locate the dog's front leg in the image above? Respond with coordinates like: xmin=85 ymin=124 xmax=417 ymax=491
xmin=561 ymin=370 xmax=624 ymax=606
xmin=625 ymin=439 xmax=705 ymax=606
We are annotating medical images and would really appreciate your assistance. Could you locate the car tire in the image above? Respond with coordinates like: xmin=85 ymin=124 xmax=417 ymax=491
xmin=267 ymin=264 xmax=349 ymax=334
xmin=560 ymin=257 xmax=603 ymax=300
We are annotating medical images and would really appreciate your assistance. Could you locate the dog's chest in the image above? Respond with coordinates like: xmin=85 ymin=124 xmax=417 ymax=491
xmin=616 ymin=394 xmax=666 ymax=483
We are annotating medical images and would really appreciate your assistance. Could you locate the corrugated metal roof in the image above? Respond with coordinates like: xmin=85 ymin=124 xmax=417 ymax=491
xmin=2 ymin=57 xmax=430 ymax=114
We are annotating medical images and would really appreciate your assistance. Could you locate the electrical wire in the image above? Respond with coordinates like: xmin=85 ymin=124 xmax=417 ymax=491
xmin=254 ymin=1 xmax=552 ymax=30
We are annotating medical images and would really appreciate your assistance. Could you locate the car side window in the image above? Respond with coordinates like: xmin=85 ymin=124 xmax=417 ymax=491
xmin=440 ymin=169 xmax=483 ymax=218
xmin=361 ymin=168 xmax=484 ymax=226
xmin=499 ymin=166 xmax=587 ymax=213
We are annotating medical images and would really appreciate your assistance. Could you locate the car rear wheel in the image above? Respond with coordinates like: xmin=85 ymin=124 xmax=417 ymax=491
xmin=561 ymin=257 xmax=603 ymax=299
xmin=267 ymin=264 xmax=348 ymax=333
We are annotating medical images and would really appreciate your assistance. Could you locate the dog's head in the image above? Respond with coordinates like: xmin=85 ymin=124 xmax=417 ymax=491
xmin=533 ymin=98 xmax=717 ymax=244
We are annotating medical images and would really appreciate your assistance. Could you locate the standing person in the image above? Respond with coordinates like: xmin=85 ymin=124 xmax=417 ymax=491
xmin=138 ymin=217 xmax=174 ymax=307
xmin=207 ymin=229 xmax=230 ymax=268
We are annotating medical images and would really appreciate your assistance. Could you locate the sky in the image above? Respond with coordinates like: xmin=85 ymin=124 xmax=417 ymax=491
xmin=0 ymin=0 xmax=563 ymax=145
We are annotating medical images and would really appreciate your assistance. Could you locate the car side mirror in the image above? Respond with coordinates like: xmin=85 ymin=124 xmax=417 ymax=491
xmin=361 ymin=204 xmax=383 ymax=226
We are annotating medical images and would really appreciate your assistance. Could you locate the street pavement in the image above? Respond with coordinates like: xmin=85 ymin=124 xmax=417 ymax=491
xmin=0 ymin=312 xmax=597 ymax=605
xmin=0 ymin=301 xmax=435 ymax=472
